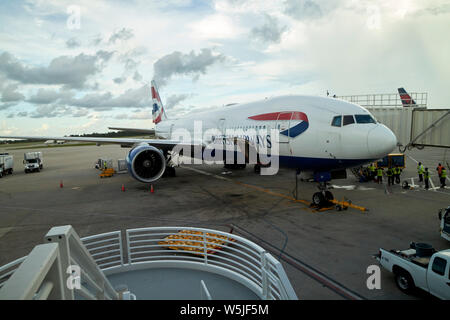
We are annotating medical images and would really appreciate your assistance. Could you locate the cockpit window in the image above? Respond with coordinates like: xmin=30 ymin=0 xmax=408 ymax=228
xmin=331 ymin=116 xmax=342 ymax=127
xmin=343 ymin=115 xmax=355 ymax=126
xmin=355 ymin=114 xmax=376 ymax=124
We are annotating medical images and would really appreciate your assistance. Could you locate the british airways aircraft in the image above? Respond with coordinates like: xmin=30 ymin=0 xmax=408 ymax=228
xmin=0 ymin=81 xmax=397 ymax=205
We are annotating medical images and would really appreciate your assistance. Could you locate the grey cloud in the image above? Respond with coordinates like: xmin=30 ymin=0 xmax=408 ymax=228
xmin=27 ymin=88 xmax=74 ymax=104
xmin=67 ymin=85 xmax=151 ymax=110
xmin=29 ymin=104 xmax=72 ymax=118
xmin=0 ymin=102 xmax=16 ymax=110
xmin=0 ymin=51 xmax=114 ymax=89
xmin=165 ymin=93 xmax=190 ymax=110
xmin=284 ymin=0 xmax=323 ymax=20
xmin=153 ymin=48 xmax=225 ymax=86
xmin=133 ymin=71 xmax=143 ymax=82
xmin=113 ymin=77 xmax=126 ymax=84
xmin=109 ymin=28 xmax=134 ymax=44
xmin=1 ymin=83 xmax=25 ymax=102
xmin=251 ymin=14 xmax=287 ymax=43
xmin=66 ymin=37 xmax=81 ymax=48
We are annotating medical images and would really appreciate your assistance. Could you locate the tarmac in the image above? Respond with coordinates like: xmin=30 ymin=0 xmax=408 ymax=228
xmin=0 ymin=143 xmax=449 ymax=300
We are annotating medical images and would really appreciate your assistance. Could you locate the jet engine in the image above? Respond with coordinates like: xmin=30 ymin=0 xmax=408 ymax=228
xmin=126 ymin=144 xmax=166 ymax=183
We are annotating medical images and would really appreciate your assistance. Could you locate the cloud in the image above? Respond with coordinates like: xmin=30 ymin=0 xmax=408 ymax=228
xmin=251 ymin=14 xmax=287 ymax=43
xmin=1 ymin=83 xmax=25 ymax=102
xmin=66 ymin=85 xmax=151 ymax=110
xmin=284 ymin=0 xmax=324 ymax=20
xmin=165 ymin=93 xmax=191 ymax=109
xmin=0 ymin=51 xmax=114 ymax=89
xmin=113 ymin=77 xmax=126 ymax=84
xmin=27 ymin=88 xmax=74 ymax=104
xmin=29 ymin=104 xmax=72 ymax=118
xmin=109 ymin=28 xmax=134 ymax=43
xmin=66 ymin=37 xmax=81 ymax=48
xmin=153 ymin=48 xmax=225 ymax=86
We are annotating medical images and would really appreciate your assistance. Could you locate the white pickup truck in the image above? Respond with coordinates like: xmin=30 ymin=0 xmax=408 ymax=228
xmin=375 ymin=243 xmax=450 ymax=299
xmin=439 ymin=206 xmax=450 ymax=242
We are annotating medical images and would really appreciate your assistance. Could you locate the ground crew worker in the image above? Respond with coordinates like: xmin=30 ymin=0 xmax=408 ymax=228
xmin=441 ymin=167 xmax=447 ymax=188
xmin=424 ymin=168 xmax=430 ymax=190
xmin=394 ymin=166 xmax=402 ymax=184
xmin=417 ymin=162 xmax=424 ymax=183
xmin=104 ymin=161 xmax=107 ymax=170
xmin=436 ymin=163 xmax=444 ymax=178
xmin=386 ymin=167 xmax=394 ymax=186
xmin=369 ymin=163 xmax=376 ymax=181
xmin=377 ymin=167 xmax=383 ymax=184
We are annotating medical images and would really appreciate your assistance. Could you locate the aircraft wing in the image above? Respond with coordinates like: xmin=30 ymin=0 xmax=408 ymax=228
xmin=0 ymin=135 xmax=196 ymax=150
xmin=108 ymin=127 xmax=155 ymax=134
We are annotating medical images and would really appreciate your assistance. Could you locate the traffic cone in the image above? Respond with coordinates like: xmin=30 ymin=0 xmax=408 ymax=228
xmin=150 ymin=184 xmax=154 ymax=193
xmin=60 ymin=180 xmax=63 ymax=188
xmin=121 ymin=184 xmax=125 ymax=192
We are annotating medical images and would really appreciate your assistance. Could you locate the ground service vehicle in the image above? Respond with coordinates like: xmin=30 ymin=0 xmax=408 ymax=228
xmin=439 ymin=207 xmax=450 ymax=242
xmin=375 ymin=243 xmax=450 ymax=299
xmin=0 ymin=153 xmax=13 ymax=177
xmin=24 ymin=152 xmax=43 ymax=173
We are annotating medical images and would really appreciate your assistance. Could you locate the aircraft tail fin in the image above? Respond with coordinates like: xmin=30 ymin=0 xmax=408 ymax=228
xmin=151 ymin=80 xmax=167 ymax=124
xmin=398 ymin=88 xmax=416 ymax=107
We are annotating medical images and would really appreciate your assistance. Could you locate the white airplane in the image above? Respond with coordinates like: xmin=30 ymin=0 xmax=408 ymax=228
xmin=0 ymin=81 xmax=397 ymax=205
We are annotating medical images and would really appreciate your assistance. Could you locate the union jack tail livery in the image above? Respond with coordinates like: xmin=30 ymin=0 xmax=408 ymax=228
xmin=152 ymin=80 xmax=166 ymax=124
xmin=398 ymin=88 xmax=416 ymax=107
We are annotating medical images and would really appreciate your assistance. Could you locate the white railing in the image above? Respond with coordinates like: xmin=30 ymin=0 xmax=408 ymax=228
xmin=125 ymin=226 xmax=297 ymax=300
xmin=337 ymin=92 xmax=427 ymax=108
xmin=0 ymin=226 xmax=120 ymax=300
xmin=0 ymin=225 xmax=297 ymax=300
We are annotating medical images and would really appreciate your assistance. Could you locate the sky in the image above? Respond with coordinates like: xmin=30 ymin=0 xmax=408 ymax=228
xmin=0 ymin=0 xmax=450 ymax=136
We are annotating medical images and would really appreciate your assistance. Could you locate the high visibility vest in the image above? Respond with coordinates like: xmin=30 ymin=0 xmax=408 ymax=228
xmin=387 ymin=169 xmax=393 ymax=177
xmin=442 ymin=170 xmax=447 ymax=178
xmin=417 ymin=165 xmax=424 ymax=174
xmin=424 ymin=171 xmax=430 ymax=179
xmin=369 ymin=165 xmax=375 ymax=172
xmin=377 ymin=169 xmax=383 ymax=177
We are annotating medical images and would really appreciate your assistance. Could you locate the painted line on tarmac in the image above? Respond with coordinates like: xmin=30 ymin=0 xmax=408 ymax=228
xmin=232 ymin=224 xmax=366 ymax=300
xmin=181 ymin=166 xmax=312 ymax=207
xmin=0 ymin=227 xmax=14 ymax=240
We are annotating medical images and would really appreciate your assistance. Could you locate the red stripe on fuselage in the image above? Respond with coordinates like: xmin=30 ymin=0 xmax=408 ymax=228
xmin=248 ymin=111 xmax=308 ymax=122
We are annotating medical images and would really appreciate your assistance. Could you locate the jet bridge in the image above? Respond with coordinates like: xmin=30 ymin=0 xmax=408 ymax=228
xmin=337 ymin=92 xmax=450 ymax=150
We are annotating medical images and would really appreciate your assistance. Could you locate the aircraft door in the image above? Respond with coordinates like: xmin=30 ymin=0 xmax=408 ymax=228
xmin=321 ymin=131 xmax=341 ymax=160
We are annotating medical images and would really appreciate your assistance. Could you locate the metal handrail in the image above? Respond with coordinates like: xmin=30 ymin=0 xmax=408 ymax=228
xmin=0 ymin=225 xmax=297 ymax=300
xmin=126 ymin=226 xmax=297 ymax=300
xmin=0 ymin=226 xmax=120 ymax=300
xmin=0 ymin=243 xmax=64 ymax=299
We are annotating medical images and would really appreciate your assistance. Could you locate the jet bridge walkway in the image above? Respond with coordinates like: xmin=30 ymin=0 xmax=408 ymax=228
xmin=338 ymin=92 xmax=450 ymax=150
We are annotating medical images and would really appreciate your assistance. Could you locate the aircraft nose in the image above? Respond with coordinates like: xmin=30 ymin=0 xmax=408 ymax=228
xmin=367 ymin=125 xmax=397 ymax=159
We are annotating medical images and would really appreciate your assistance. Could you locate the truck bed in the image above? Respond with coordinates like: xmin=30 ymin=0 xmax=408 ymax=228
xmin=385 ymin=249 xmax=430 ymax=268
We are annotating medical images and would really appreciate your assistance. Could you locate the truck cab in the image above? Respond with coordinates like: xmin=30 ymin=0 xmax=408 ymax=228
xmin=439 ymin=206 xmax=450 ymax=242
xmin=377 ymin=244 xmax=450 ymax=299
xmin=24 ymin=152 xmax=43 ymax=173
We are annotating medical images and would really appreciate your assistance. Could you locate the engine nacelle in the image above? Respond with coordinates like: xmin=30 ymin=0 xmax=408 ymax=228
xmin=126 ymin=145 xmax=166 ymax=183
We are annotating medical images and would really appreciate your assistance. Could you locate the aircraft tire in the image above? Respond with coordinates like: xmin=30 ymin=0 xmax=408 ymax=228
xmin=312 ymin=192 xmax=325 ymax=206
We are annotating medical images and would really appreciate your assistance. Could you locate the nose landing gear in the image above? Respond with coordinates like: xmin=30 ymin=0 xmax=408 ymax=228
xmin=312 ymin=182 xmax=334 ymax=207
